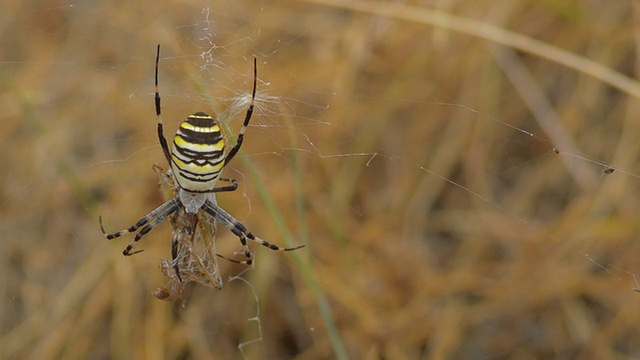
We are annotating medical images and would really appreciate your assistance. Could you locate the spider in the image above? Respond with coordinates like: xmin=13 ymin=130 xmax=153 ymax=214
xmin=99 ymin=45 xmax=304 ymax=272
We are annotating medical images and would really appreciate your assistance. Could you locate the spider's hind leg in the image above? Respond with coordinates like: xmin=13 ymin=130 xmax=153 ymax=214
xmin=202 ymin=200 xmax=305 ymax=265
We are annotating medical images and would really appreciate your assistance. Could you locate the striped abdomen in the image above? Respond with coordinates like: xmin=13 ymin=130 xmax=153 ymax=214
xmin=170 ymin=112 xmax=226 ymax=192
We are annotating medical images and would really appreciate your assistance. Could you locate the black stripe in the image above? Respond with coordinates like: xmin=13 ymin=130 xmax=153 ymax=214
xmin=176 ymin=128 xmax=223 ymax=145
xmin=186 ymin=113 xmax=216 ymax=127
xmin=172 ymin=153 xmax=224 ymax=171
xmin=172 ymin=142 xmax=224 ymax=160
xmin=174 ymin=151 xmax=223 ymax=163
xmin=177 ymin=169 xmax=220 ymax=182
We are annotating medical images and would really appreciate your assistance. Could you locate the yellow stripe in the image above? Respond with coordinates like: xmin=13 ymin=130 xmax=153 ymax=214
xmin=189 ymin=114 xmax=212 ymax=118
xmin=180 ymin=122 xmax=221 ymax=133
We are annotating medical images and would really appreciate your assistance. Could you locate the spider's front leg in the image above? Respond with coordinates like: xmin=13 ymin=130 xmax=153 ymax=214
xmin=99 ymin=198 xmax=180 ymax=256
xmin=154 ymin=44 xmax=172 ymax=167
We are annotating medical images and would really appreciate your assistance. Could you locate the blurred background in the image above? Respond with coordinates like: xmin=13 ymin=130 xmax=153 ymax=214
xmin=2 ymin=0 xmax=640 ymax=358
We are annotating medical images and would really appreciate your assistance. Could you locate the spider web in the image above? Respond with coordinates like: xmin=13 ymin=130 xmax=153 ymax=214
xmin=1 ymin=0 xmax=640 ymax=358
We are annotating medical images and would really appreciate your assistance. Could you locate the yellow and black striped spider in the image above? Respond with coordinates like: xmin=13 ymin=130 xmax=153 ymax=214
xmin=99 ymin=45 xmax=304 ymax=276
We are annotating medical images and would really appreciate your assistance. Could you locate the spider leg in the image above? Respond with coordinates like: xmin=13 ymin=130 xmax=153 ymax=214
xmin=216 ymin=253 xmax=251 ymax=265
xmin=170 ymin=228 xmax=184 ymax=282
xmin=202 ymin=199 xmax=304 ymax=264
xmin=155 ymin=44 xmax=171 ymax=166
xmin=223 ymin=57 xmax=257 ymax=167
xmin=211 ymin=178 xmax=238 ymax=193
xmin=100 ymin=197 xmax=180 ymax=256
xmin=212 ymin=212 xmax=253 ymax=265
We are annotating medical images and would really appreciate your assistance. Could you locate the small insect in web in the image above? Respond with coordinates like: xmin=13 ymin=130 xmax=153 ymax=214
xmin=152 ymin=165 xmax=223 ymax=300
xmin=154 ymin=225 xmax=220 ymax=301
xmin=99 ymin=44 xmax=305 ymax=288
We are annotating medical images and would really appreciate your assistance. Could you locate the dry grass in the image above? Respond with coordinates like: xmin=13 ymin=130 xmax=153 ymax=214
xmin=2 ymin=0 xmax=640 ymax=358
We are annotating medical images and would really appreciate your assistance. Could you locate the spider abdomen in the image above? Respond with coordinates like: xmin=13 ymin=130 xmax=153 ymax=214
xmin=170 ymin=112 xmax=226 ymax=192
